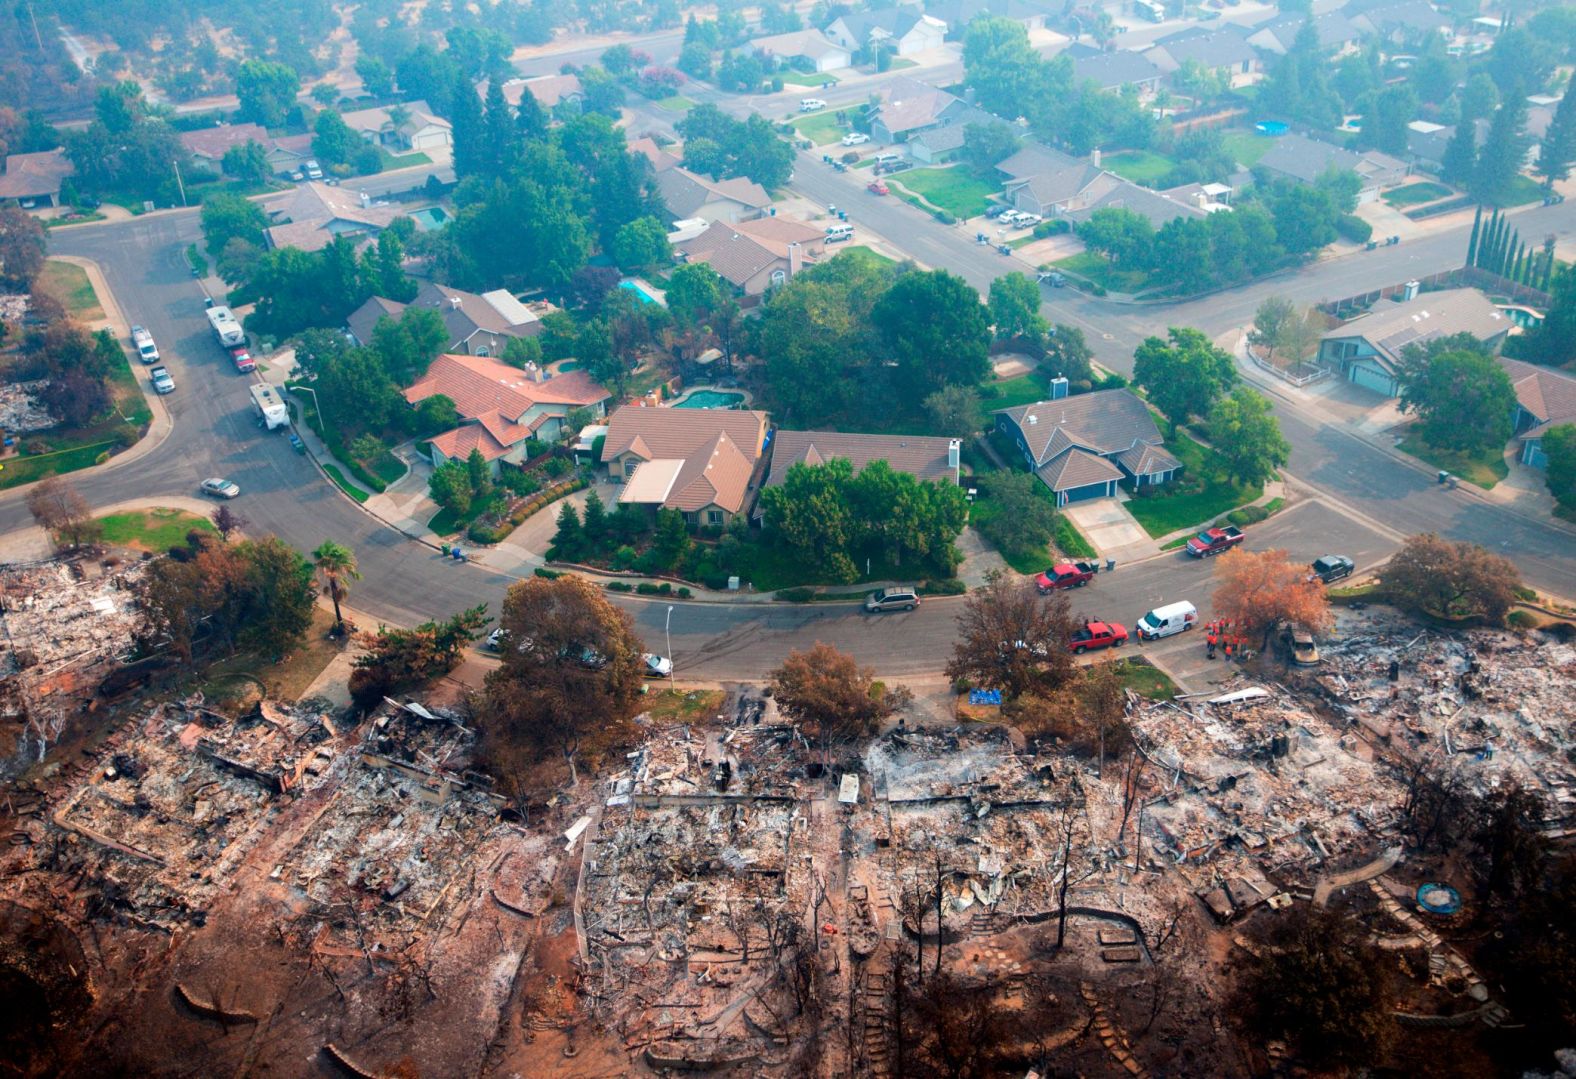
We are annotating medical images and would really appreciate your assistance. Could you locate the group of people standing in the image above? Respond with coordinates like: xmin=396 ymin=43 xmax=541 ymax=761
xmin=1206 ymin=620 xmax=1249 ymax=661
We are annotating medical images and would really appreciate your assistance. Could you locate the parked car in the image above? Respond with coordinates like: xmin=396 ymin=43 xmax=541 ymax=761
xmin=131 ymin=325 xmax=159 ymax=364
xmin=1070 ymin=620 xmax=1128 ymax=654
xmin=149 ymin=366 xmax=175 ymax=394
xmin=865 ymin=586 xmax=919 ymax=613
xmin=304 ymin=159 xmax=324 ymax=180
xmin=1310 ymin=555 xmax=1354 ymax=583
xmin=229 ymin=345 xmax=256 ymax=373
xmin=867 ymin=179 xmax=889 ymax=196
xmin=1035 ymin=561 xmax=1099 ymax=592
xmin=200 ymin=478 xmax=240 ymax=499
xmin=485 ymin=627 xmax=510 ymax=651
xmin=841 ymin=132 xmax=870 ymax=146
xmin=985 ymin=205 xmax=1010 ymax=219
xmin=799 ymin=98 xmax=828 ymax=111
xmin=1136 ymin=601 xmax=1197 ymax=640
xmin=288 ymin=169 xmax=305 ymax=182
xmin=1186 ymin=525 xmax=1245 ymax=557
xmin=1014 ymin=212 xmax=1043 ymax=226
xmin=642 ymin=653 xmax=673 ymax=677
xmin=1037 ymin=271 xmax=1066 ymax=287
xmin=1282 ymin=624 xmax=1321 ymax=665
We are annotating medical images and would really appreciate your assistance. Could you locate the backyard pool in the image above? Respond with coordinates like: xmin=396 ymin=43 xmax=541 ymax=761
xmin=410 ymin=206 xmax=449 ymax=230
xmin=1254 ymin=120 xmax=1289 ymax=136
xmin=619 ymin=279 xmax=665 ymax=306
xmin=675 ymin=390 xmax=745 ymax=409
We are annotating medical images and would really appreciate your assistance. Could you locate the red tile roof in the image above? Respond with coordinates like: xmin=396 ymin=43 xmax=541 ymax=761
xmin=429 ymin=423 xmax=513 ymax=463
xmin=404 ymin=353 xmax=609 ymax=420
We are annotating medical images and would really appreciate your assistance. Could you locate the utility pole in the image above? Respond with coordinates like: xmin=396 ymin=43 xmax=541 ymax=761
xmin=27 ymin=4 xmax=43 ymax=51
xmin=173 ymin=159 xmax=187 ymax=208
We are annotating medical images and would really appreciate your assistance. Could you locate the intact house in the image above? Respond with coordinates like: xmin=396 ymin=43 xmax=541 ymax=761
xmin=998 ymin=142 xmax=1211 ymax=226
xmin=1065 ymin=44 xmax=1165 ymax=100
xmin=1343 ymin=0 xmax=1452 ymax=44
xmin=1317 ymin=287 xmax=1511 ymax=397
xmin=266 ymin=133 xmax=313 ymax=177
xmin=1500 ymin=357 xmax=1576 ymax=469
xmin=600 ymin=405 xmax=771 ymax=527
xmin=339 ymin=100 xmax=453 ymax=152
xmin=1143 ymin=27 xmax=1262 ymax=89
xmin=0 ymin=150 xmax=74 ymax=208
xmin=655 ymin=165 xmax=772 ymax=225
xmin=868 ymin=77 xmax=968 ymax=144
xmin=755 ymin=431 xmax=961 ymax=522
xmin=823 ymin=11 xmax=947 ymax=57
xmin=677 ymin=216 xmax=825 ymax=295
xmin=927 ymin=0 xmax=1056 ymax=37
xmin=405 ymin=353 xmax=610 ymax=475
xmin=994 ymin=389 xmax=1181 ymax=506
xmin=492 ymin=74 xmax=584 ymax=114
xmin=1254 ymin=132 xmax=1409 ymax=204
xmin=264 ymin=181 xmax=404 ymax=251
xmin=347 ymin=282 xmax=541 ymax=356
xmin=179 ymin=123 xmax=273 ymax=176
xmin=907 ymin=104 xmax=1013 ymax=165
xmin=1247 ymin=11 xmax=1364 ymax=56
xmin=752 ymin=29 xmax=851 ymax=72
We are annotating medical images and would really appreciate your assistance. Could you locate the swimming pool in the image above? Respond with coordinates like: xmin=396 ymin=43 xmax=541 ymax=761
xmin=1254 ymin=120 xmax=1289 ymax=136
xmin=619 ymin=279 xmax=663 ymax=306
xmin=675 ymin=390 xmax=745 ymax=409
xmin=410 ymin=206 xmax=449 ymax=231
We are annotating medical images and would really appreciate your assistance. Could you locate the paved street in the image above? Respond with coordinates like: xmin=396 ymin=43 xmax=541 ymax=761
xmin=3 ymin=43 xmax=1575 ymax=683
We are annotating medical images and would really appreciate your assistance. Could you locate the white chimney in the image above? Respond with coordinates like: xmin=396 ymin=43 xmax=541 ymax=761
xmin=947 ymin=438 xmax=961 ymax=472
xmin=1090 ymin=147 xmax=1102 ymax=168
xmin=358 ymin=191 xmax=371 ymax=208
xmin=1028 ymin=414 xmax=1038 ymax=425
xmin=450 ymin=296 xmax=463 ymax=310
xmin=1403 ymin=279 xmax=1420 ymax=301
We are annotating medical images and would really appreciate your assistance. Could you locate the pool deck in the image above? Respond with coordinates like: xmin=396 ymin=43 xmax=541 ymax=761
xmin=669 ymin=385 xmax=756 ymax=409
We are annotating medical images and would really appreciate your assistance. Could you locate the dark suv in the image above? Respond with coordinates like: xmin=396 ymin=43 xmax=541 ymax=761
xmin=1311 ymin=555 xmax=1355 ymax=583
xmin=865 ymin=586 xmax=919 ymax=613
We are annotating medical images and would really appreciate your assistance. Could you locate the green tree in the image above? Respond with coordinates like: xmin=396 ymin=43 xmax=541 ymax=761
xmin=502 ymin=336 xmax=544 ymax=369
xmin=221 ymin=140 xmax=270 ymax=184
xmin=962 ymin=17 xmax=1044 ymax=119
xmin=349 ymin=605 xmax=489 ymax=709
xmin=235 ymin=536 xmax=316 ymax=658
xmin=1364 ymin=84 xmax=1417 ymax=156
xmin=449 ymin=66 xmax=487 ymax=180
xmin=1536 ymin=87 xmax=1576 ymax=189
xmin=551 ymin=501 xmax=583 ymax=559
xmin=1132 ymin=327 xmax=1237 ymax=435
xmin=1441 ymin=116 xmax=1479 ymax=188
xmin=1207 ymin=387 xmax=1289 ymax=487
xmin=355 ymin=54 xmax=394 ymax=98
xmin=1541 ymin=423 xmax=1576 ymax=511
xmin=200 ymin=191 xmax=267 ymax=255
xmin=666 ymin=261 xmax=725 ymax=327
xmin=413 ymin=394 xmax=460 ymax=436
xmin=581 ymin=489 xmax=609 ymax=553
xmin=236 ymin=59 xmax=301 ymax=128
xmin=923 ymin=385 xmax=984 ymax=438
xmin=1269 ymin=183 xmax=1339 ymax=256
xmin=1396 ymin=347 xmax=1516 ymax=454
xmin=987 ymin=271 xmax=1046 ymax=342
xmin=962 ymin=120 xmax=1021 ymax=174
xmin=429 ymin=459 xmax=473 ymax=515
xmin=675 ymin=103 xmax=793 ymax=188
xmin=370 ymin=306 xmax=446 ymax=385
xmin=312 ymin=108 xmax=362 ymax=167
xmin=1472 ymin=93 xmax=1531 ymax=207
xmin=466 ymin=447 xmax=491 ymax=497
xmin=311 ymin=540 xmax=360 ymax=634
xmin=975 ymin=471 xmax=1057 ymax=564
xmin=649 ymin=508 xmax=691 ymax=570
xmin=872 ymin=269 xmax=991 ymax=398
xmin=1042 ymin=323 xmax=1095 ymax=384
xmin=612 ymin=215 xmax=671 ymax=270
xmin=1075 ymin=207 xmax=1154 ymax=268
xmin=759 ymin=457 xmax=858 ymax=581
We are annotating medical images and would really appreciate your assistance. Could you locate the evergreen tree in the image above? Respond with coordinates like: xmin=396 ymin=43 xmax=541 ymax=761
xmin=1466 ymin=204 xmax=1482 ymax=267
xmin=581 ymin=489 xmax=609 ymax=554
xmin=482 ymin=77 xmax=517 ymax=179
xmin=551 ymin=502 xmax=583 ymax=560
xmin=515 ymin=86 xmax=548 ymax=142
xmin=1537 ymin=88 xmax=1576 ymax=189
xmin=449 ymin=68 xmax=486 ymax=180
xmin=1441 ymin=117 xmax=1478 ymax=187
xmin=1471 ymin=92 xmax=1531 ymax=207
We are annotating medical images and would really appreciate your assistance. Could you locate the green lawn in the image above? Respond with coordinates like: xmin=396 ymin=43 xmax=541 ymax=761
xmin=1053 ymin=250 xmax=1153 ymax=294
xmin=322 ymin=462 xmax=370 ymax=503
xmin=1121 ymin=431 xmax=1263 ymax=538
xmin=732 ymin=535 xmax=941 ymax=592
xmin=366 ymin=449 xmax=406 ymax=485
xmin=984 ymin=372 xmax=1048 ymax=411
xmin=844 ymin=246 xmax=897 ymax=267
xmin=379 ymin=148 xmax=433 ymax=170
xmin=1104 ymin=150 xmax=1177 ymax=187
xmin=1222 ymin=130 xmax=1276 ymax=167
xmin=1111 ymin=658 xmax=1178 ymax=700
xmin=1397 ymin=430 xmax=1508 ymax=490
xmin=655 ymin=95 xmax=695 ymax=113
xmin=0 ymin=441 xmax=115 ymax=490
xmin=1501 ymin=174 xmax=1547 ymax=208
xmin=895 ymin=166 xmax=997 ymax=218
xmin=779 ymin=69 xmax=839 ymax=87
xmin=1383 ymin=181 xmax=1453 ymax=208
xmin=38 ymin=260 xmax=104 ymax=321
xmin=642 ymin=688 xmax=728 ymax=724
xmin=885 ymin=58 xmax=919 ymax=71
xmin=792 ymin=111 xmax=849 ymax=145
xmin=97 ymin=507 xmax=215 ymax=551
xmin=1055 ymin=515 xmax=1097 ymax=559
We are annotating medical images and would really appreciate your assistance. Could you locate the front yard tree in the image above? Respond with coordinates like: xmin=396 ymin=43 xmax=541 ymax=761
xmin=974 ymin=471 xmax=1058 ymax=565
xmin=1211 ymin=548 xmax=1332 ymax=651
xmin=758 ymin=457 xmax=858 ymax=582
xmin=873 ymin=268 xmax=992 ymax=398
xmin=770 ymin=642 xmax=911 ymax=747
xmin=0 ymin=203 xmax=47 ymax=288
xmin=25 ymin=476 xmax=101 ymax=551
xmin=1235 ymin=904 xmax=1396 ymax=1069
xmin=1248 ymin=296 xmax=1296 ymax=362
xmin=312 ymin=540 xmax=360 ymax=635
xmin=350 ymin=605 xmax=490 ymax=711
xmin=1207 ymin=387 xmax=1290 ymax=487
xmin=429 ymin=460 xmax=473 ymax=517
xmin=580 ymin=490 xmax=609 ymax=551
xmin=550 ymin=501 xmax=583 ymax=561
xmin=962 ymin=120 xmax=1022 ymax=173
xmin=1380 ymin=533 xmax=1521 ymax=624
xmin=235 ymin=536 xmax=316 ymax=658
xmin=947 ymin=571 xmax=1078 ymax=699
xmin=478 ymin=575 xmax=646 ymax=784
xmin=1042 ymin=323 xmax=1095 ymax=384
xmin=1472 ymin=92 xmax=1531 ymax=207
xmin=200 ymin=192 xmax=268 ymax=256
xmin=1536 ymin=86 xmax=1576 ymax=189
xmin=1540 ymin=423 xmax=1576 ymax=512
xmin=987 ymin=271 xmax=1046 ymax=342
xmin=1132 ymin=327 xmax=1237 ymax=435
xmin=236 ymin=59 xmax=301 ymax=128
xmin=1396 ymin=347 xmax=1516 ymax=454
xmin=923 ymin=385 xmax=984 ymax=438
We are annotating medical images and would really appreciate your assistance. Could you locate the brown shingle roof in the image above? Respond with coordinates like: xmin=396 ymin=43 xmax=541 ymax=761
xmin=679 ymin=223 xmax=794 ymax=288
xmin=630 ymin=137 xmax=681 ymax=172
xmin=656 ymin=166 xmax=772 ymax=218
xmin=601 ymin=405 xmax=770 ymax=513
xmin=0 ymin=150 xmax=74 ymax=199
xmin=1036 ymin=448 xmax=1124 ymax=492
xmin=405 ymin=353 xmax=609 ymax=419
xmin=764 ymin=430 xmax=958 ymax=491
xmin=1500 ymin=357 xmax=1576 ymax=434
xmin=180 ymin=123 xmax=272 ymax=161
xmin=668 ymin=431 xmax=757 ymax=513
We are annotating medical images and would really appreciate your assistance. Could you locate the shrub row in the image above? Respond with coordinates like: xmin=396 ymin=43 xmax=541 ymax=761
xmin=777 ymin=587 xmax=816 ymax=603
xmin=534 ymin=568 xmax=563 ymax=580
xmin=467 ymin=476 xmax=588 ymax=544
xmin=1335 ymin=214 xmax=1373 ymax=244
xmin=919 ymin=578 xmax=967 ymax=596
xmin=606 ymin=579 xmax=691 ymax=598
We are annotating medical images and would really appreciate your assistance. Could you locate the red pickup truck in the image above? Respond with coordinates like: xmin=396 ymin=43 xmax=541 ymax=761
xmin=1034 ymin=561 xmax=1099 ymax=592
xmin=1186 ymin=525 xmax=1245 ymax=558
xmin=1070 ymin=620 xmax=1128 ymax=654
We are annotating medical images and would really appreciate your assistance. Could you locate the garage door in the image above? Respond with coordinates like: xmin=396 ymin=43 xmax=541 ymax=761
xmin=1062 ymin=481 xmax=1111 ymax=504
xmin=1348 ymin=360 xmax=1397 ymax=397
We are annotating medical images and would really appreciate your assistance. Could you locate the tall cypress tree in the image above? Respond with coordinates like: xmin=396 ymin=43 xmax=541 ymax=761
xmin=1472 ymin=92 xmax=1531 ymax=207
xmin=1466 ymin=204 xmax=1483 ymax=267
xmin=449 ymin=67 xmax=486 ymax=181
xmin=1536 ymin=88 xmax=1576 ymax=189
xmin=1481 ymin=209 xmax=1500 ymax=271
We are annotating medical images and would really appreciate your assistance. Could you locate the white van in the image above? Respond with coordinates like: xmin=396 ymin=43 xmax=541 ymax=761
xmin=873 ymin=152 xmax=900 ymax=167
xmin=825 ymin=223 xmax=854 ymax=243
xmin=799 ymin=98 xmax=827 ymax=112
xmin=1136 ymin=601 xmax=1197 ymax=641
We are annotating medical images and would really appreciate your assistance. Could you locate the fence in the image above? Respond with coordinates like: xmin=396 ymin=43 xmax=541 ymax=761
xmin=1320 ymin=267 xmax=1550 ymax=321
xmin=1250 ymin=352 xmax=1329 ymax=387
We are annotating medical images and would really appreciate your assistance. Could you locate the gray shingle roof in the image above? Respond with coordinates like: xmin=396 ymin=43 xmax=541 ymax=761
xmin=998 ymin=389 xmax=1164 ymax=465
xmin=1071 ymin=48 xmax=1163 ymax=90
xmin=1320 ymin=288 xmax=1510 ymax=371
xmin=1147 ymin=28 xmax=1259 ymax=70
xmin=1116 ymin=442 xmax=1182 ymax=477
xmin=1255 ymin=132 xmax=1365 ymax=184
xmin=763 ymin=430 xmax=958 ymax=492
xmin=1037 ymin=448 xmax=1124 ymax=492
xmin=997 ymin=142 xmax=1081 ymax=181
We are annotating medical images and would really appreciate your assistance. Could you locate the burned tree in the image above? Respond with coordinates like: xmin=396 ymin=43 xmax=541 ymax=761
xmin=25 ymin=477 xmax=101 ymax=551
xmin=770 ymin=642 xmax=911 ymax=751
xmin=946 ymin=571 xmax=1077 ymax=699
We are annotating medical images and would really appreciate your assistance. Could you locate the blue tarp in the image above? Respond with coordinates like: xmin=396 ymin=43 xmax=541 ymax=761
xmin=968 ymin=689 xmax=1002 ymax=706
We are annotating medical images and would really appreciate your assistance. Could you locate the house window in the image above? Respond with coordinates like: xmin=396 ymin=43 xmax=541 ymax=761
xmin=475 ymin=345 xmax=490 ymax=357
xmin=770 ymin=270 xmax=786 ymax=287
xmin=707 ymin=510 xmax=724 ymax=526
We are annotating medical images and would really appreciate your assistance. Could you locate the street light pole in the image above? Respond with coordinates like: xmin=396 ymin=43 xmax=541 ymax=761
xmin=665 ymin=605 xmax=675 ymax=689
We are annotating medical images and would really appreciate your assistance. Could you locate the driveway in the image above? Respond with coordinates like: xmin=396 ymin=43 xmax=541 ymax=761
xmin=1063 ymin=498 xmax=1151 ymax=559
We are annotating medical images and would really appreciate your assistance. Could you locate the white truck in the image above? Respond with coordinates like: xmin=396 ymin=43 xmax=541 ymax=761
xmin=131 ymin=325 xmax=159 ymax=363
xmin=250 ymin=383 xmax=290 ymax=430
xmin=207 ymin=305 xmax=245 ymax=348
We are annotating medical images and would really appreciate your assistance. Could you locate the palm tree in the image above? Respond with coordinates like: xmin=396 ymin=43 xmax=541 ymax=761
xmin=312 ymin=541 xmax=360 ymax=635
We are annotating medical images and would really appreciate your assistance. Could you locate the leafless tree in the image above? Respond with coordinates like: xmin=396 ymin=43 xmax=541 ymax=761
xmin=1054 ymin=802 xmax=1078 ymax=949
xmin=22 ymin=709 xmax=67 ymax=763
xmin=26 ymin=476 xmax=101 ymax=551
xmin=210 ymin=503 xmax=246 ymax=539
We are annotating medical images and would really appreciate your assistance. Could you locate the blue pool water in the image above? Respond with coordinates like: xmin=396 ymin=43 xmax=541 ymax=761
xmin=619 ymin=279 xmax=659 ymax=305
xmin=410 ymin=206 xmax=449 ymax=230
xmin=1255 ymin=120 xmax=1289 ymax=136
xmin=676 ymin=390 xmax=745 ymax=409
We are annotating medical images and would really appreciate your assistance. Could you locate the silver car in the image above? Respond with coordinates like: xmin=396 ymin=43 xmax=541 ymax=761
xmin=200 ymin=478 xmax=240 ymax=499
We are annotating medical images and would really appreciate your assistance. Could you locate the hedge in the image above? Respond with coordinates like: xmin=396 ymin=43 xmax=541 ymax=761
xmin=467 ymin=476 xmax=588 ymax=544
xmin=919 ymin=578 xmax=967 ymax=596
xmin=777 ymin=587 xmax=815 ymax=603
xmin=534 ymin=568 xmax=563 ymax=580
xmin=606 ymin=581 xmax=634 ymax=592
xmin=1335 ymin=214 xmax=1373 ymax=244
